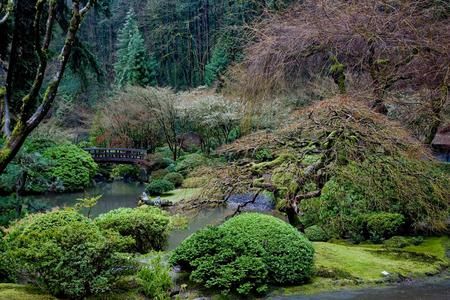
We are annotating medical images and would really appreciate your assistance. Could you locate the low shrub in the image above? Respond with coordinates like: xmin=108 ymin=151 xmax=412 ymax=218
xmin=170 ymin=213 xmax=314 ymax=296
xmin=146 ymin=179 xmax=175 ymax=195
xmin=304 ymin=225 xmax=329 ymax=242
xmin=163 ymin=172 xmax=184 ymax=187
xmin=43 ymin=144 xmax=98 ymax=191
xmin=3 ymin=210 xmax=134 ymax=298
xmin=366 ymin=212 xmax=405 ymax=243
xmin=95 ymin=206 xmax=171 ymax=253
xmin=137 ymin=255 xmax=172 ymax=300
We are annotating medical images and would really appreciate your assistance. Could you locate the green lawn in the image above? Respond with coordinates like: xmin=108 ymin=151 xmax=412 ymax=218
xmin=160 ymin=188 xmax=201 ymax=203
xmin=278 ymin=236 xmax=449 ymax=296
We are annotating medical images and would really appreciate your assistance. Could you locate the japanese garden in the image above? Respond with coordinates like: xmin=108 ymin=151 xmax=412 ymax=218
xmin=0 ymin=0 xmax=449 ymax=299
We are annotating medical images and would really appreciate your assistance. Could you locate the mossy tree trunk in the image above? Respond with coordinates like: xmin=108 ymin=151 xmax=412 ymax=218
xmin=0 ymin=0 xmax=97 ymax=174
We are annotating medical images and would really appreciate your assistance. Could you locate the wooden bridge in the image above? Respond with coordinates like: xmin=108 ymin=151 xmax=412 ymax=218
xmin=84 ymin=148 xmax=146 ymax=164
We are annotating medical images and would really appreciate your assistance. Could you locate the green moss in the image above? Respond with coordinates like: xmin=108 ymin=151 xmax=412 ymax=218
xmin=0 ymin=284 xmax=56 ymax=300
xmin=159 ymin=188 xmax=201 ymax=203
xmin=403 ymin=236 xmax=449 ymax=262
xmin=278 ymin=237 xmax=448 ymax=296
xmin=302 ymin=154 xmax=322 ymax=165
xmin=251 ymin=152 xmax=297 ymax=174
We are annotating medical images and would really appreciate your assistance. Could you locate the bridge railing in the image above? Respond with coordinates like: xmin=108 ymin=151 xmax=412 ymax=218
xmin=84 ymin=148 xmax=146 ymax=163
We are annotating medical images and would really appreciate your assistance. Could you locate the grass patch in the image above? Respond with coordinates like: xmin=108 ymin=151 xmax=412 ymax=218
xmin=0 ymin=284 xmax=55 ymax=300
xmin=160 ymin=188 xmax=201 ymax=203
xmin=278 ymin=236 xmax=449 ymax=296
xmin=0 ymin=284 xmax=145 ymax=300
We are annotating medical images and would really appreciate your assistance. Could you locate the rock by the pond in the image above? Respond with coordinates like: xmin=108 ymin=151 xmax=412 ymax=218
xmin=381 ymin=271 xmax=390 ymax=277
xmin=138 ymin=194 xmax=174 ymax=207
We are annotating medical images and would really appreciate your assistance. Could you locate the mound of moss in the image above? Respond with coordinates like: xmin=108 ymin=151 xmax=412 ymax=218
xmin=213 ymin=97 xmax=449 ymax=239
xmin=170 ymin=213 xmax=314 ymax=296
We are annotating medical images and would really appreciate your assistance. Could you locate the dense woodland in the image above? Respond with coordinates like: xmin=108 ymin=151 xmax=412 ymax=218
xmin=0 ymin=0 xmax=449 ymax=299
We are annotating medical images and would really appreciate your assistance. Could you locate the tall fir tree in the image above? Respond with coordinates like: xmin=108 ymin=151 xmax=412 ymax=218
xmin=114 ymin=9 xmax=156 ymax=87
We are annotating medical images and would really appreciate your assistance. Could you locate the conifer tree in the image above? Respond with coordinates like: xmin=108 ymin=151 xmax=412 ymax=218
xmin=115 ymin=9 xmax=155 ymax=87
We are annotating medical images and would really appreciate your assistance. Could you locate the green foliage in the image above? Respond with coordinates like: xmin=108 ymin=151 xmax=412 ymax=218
xmin=304 ymin=225 xmax=329 ymax=242
xmin=137 ymin=254 xmax=172 ymax=300
xmin=95 ymin=206 xmax=171 ymax=253
xmin=74 ymin=195 xmax=102 ymax=218
xmin=115 ymin=9 xmax=155 ymax=87
xmin=43 ymin=144 xmax=98 ymax=191
xmin=3 ymin=210 xmax=134 ymax=298
xmin=111 ymin=164 xmax=140 ymax=180
xmin=145 ymin=179 xmax=175 ymax=195
xmin=163 ymin=172 xmax=184 ymax=187
xmin=255 ymin=148 xmax=273 ymax=162
xmin=175 ymin=153 xmax=209 ymax=175
xmin=366 ymin=212 xmax=404 ymax=243
xmin=24 ymin=138 xmax=57 ymax=153
xmin=170 ymin=213 xmax=314 ymax=295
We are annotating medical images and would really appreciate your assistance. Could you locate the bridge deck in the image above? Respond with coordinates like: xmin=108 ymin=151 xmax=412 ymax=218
xmin=84 ymin=148 xmax=146 ymax=164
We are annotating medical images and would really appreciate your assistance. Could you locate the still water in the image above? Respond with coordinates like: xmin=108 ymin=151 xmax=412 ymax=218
xmin=24 ymin=181 xmax=145 ymax=217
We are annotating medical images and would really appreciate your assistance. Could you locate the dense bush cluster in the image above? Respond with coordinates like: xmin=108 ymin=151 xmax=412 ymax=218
xmin=2 ymin=210 xmax=134 ymax=298
xmin=43 ymin=144 xmax=98 ymax=191
xmin=95 ymin=206 xmax=171 ymax=253
xmin=304 ymin=225 xmax=329 ymax=242
xmin=163 ymin=172 xmax=184 ymax=187
xmin=145 ymin=179 xmax=175 ymax=195
xmin=170 ymin=213 xmax=314 ymax=295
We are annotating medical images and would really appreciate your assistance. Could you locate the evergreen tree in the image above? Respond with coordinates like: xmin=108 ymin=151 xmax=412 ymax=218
xmin=114 ymin=9 xmax=155 ymax=87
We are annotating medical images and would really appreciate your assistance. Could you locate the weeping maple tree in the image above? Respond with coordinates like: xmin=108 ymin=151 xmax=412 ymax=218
xmin=0 ymin=0 xmax=100 ymax=173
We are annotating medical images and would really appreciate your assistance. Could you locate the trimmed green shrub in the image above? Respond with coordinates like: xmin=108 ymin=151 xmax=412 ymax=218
xmin=304 ymin=225 xmax=329 ymax=242
xmin=43 ymin=144 xmax=98 ymax=191
xmin=24 ymin=137 xmax=57 ymax=153
xmin=95 ymin=206 xmax=171 ymax=253
xmin=170 ymin=213 xmax=314 ymax=295
xmin=137 ymin=255 xmax=172 ymax=299
xmin=163 ymin=172 xmax=184 ymax=187
xmin=146 ymin=179 xmax=175 ymax=195
xmin=366 ymin=212 xmax=405 ymax=243
xmin=3 ymin=210 xmax=134 ymax=298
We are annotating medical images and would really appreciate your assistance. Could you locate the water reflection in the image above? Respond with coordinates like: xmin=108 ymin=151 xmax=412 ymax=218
xmin=24 ymin=181 xmax=145 ymax=217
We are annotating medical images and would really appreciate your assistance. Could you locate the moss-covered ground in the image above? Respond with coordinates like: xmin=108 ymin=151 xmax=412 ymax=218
xmin=0 ymin=284 xmax=55 ymax=300
xmin=276 ymin=236 xmax=449 ymax=296
xmin=160 ymin=188 xmax=201 ymax=203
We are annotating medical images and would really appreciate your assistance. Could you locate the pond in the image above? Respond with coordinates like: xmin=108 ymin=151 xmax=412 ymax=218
xmin=24 ymin=181 xmax=145 ymax=217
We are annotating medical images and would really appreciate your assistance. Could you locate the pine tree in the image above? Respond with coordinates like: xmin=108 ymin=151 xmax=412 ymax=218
xmin=114 ymin=9 xmax=155 ymax=87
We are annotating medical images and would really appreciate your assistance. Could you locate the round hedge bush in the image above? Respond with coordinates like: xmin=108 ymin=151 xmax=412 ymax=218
xmin=95 ymin=206 xmax=171 ymax=253
xmin=145 ymin=179 xmax=175 ymax=195
xmin=304 ymin=225 xmax=329 ymax=242
xmin=3 ymin=210 xmax=134 ymax=298
xmin=43 ymin=144 xmax=98 ymax=191
xmin=163 ymin=172 xmax=184 ymax=187
xmin=170 ymin=213 xmax=314 ymax=295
